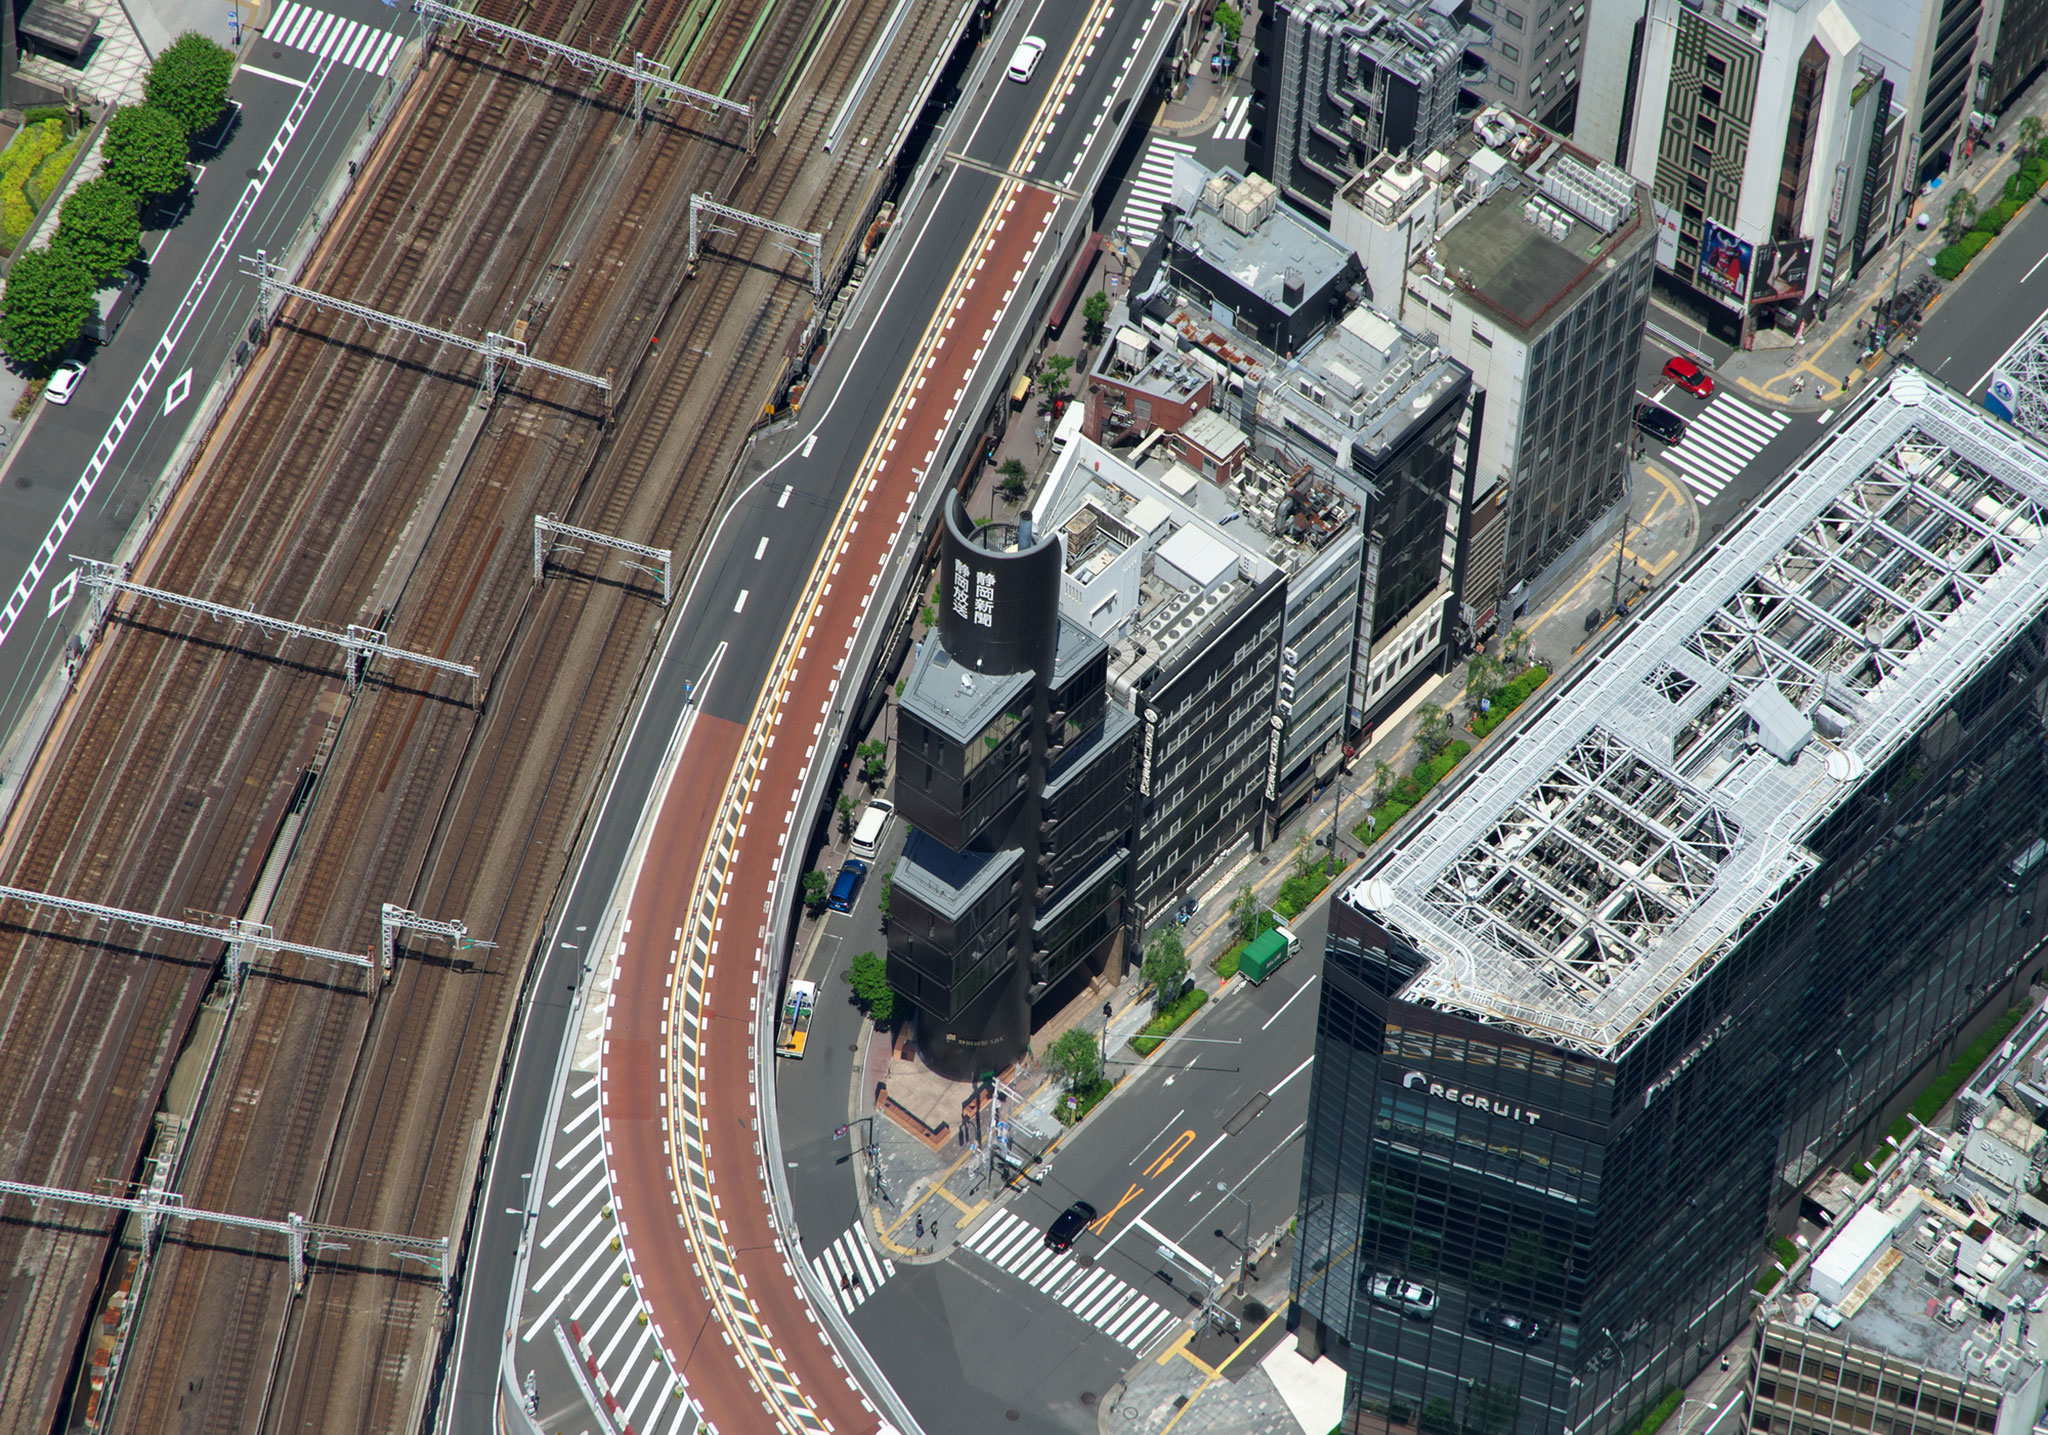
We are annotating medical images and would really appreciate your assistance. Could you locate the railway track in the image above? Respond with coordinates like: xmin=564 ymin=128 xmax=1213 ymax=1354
xmin=0 ymin=0 xmax=967 ymax=1420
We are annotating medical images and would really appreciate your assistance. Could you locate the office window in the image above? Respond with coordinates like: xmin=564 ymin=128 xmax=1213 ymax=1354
xmin=1705 ymin=53 xmax=1726 ymax=76
xmin=1692 ymin=143 xmax=1714 ymax=168
xmin=1695 ymin=114 xmax=1717 ymax=138
xmin=1701 ymin=83 xmax=1722 ymax=107
xmin=1500 ymin=41 xmax=1519 ymax=60
xmin=1497 ymin=75 xmax=1515 ymax=92
xmin=1505 ymin=7 xmax=1524 ymax=25
xmin=1533 ymin=38 xmax=1545 ymax=57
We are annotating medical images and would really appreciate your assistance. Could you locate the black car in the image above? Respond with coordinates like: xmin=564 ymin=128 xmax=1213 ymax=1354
xmin=1044 ymin=1200 xmax=1097 ymax=1252
xmin=1634 ymin=402 xmax=1686 ymax=444
xmin=1468 ymin=1305 xmax=1548 ymax=1343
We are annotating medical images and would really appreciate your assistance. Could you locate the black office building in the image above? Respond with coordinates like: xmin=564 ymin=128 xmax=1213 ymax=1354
xmin=1294 ymin=372 xmax=2048 ymax=1435
xmin=886 ymin=496 xmax=1137 ymax=1079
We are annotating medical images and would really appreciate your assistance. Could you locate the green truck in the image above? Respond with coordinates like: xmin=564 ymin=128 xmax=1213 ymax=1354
xmin=1240 ymin=925 xmax=1299 ymax=985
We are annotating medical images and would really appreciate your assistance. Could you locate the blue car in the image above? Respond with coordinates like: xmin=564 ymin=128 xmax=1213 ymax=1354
xmin=827 ymin=859 xmax=868 ymax=913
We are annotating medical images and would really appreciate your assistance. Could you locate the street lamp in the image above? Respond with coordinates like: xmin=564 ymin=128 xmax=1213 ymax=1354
xmin=1215 ymin=1181 xmax=1253 ymax=1295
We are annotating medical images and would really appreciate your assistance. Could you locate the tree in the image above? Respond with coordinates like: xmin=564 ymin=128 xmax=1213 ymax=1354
xmin=856 ymin=738 xmax=888 ymax=788
xmin=1142 ymin=929 xmax=1188 ymax=1010
xmin=1464 ymin=651 xmax=1500 ymax=717
xmin=845 ymin=950 xmax=896 ymax=1023
xmin=1045 ymin=1027 xmax=1102 ymax=1091
xmin=1944 ymin=187 xmax=1981 ymax=243
xmin=1415 ymin=702 xmax=1452 ymax=757
xmin=998 ymin=456 xmax=1028 ymax=501
xmin=877 ymin=877 xmax=892 ymax=930
xmin=801 ymin=870 xmax=830 ymax=914
xmin=2017 ymin=115 xmax=2045 ymax=162
xmin=144 ymin=32 xmax=235 ymax=136
xmin=1503 ymin=625 xmax=1533 ymax=671
xmin=1214 ymin=1 xmax=1243 ymax=47
xmin=1 ymin=246 xmax=94 ymax=366
xmin=102 ymin=105 xmax=190 ymax=201
xmin=836 ymin=793 xmax=856 ymax=839
xmin=1082 ymin=289 xmax=1111 ymax=344
xmin=1037 ymin=353 xmax=1074 ymax=405
xmin=1229 ymin=884 xmax=1263 ymax=942
xmin=52 ymin=177 xmax=140 ymax=280
xmin=1371 ymin=759 xmax=1396 ymax=807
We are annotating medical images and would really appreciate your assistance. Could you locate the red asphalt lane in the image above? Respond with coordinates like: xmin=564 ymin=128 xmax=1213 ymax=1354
xmin=601 ymin=185 xmax=1062 ymax=1435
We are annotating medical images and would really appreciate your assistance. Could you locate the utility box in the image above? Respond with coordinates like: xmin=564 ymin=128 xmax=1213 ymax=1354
xmin=1240 ymin=925 xmax=1298 ymax=985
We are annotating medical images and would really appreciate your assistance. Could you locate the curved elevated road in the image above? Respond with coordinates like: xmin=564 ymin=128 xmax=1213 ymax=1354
xmin=449 ymin=0 xmax=1189 ymax=1429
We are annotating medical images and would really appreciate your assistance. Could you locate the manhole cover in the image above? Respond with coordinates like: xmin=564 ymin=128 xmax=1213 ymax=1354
xmin=272 ymin=49 xmax=281 ymax=57
xmin=14 ymin=475 xmax=29 ymax=489
xmin=1080 ymin=1392 xmax=1098 ymax=1406
xmin=1005 ymin=1412 xmax=1021 ymax=1423
xmin=246 ymin=168 xmax=262 ymax=179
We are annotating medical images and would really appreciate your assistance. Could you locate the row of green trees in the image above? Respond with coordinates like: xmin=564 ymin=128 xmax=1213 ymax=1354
xmin=2 ymin=34 xmax=234 ymax=366
xmin=1934 ymin=116 xmax=2047 ymax=281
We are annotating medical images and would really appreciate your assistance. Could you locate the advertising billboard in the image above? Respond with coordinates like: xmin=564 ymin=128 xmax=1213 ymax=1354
xmin=1697 ymin=221 xmax=1753 ymax=302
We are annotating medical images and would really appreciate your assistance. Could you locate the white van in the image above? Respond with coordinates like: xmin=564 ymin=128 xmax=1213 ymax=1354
xmin=1050 ymin=400 xmax=1083 ymax=456
xmin=850 ymin=800 xmax=894 ymax=862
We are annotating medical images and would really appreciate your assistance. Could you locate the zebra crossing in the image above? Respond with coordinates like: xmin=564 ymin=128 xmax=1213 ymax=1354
xmin=1652 ymin=393 xmax=1791 ymax=502
xmin=811 ymin=1224 xmax=896 ymax=1314
xmin=1212 ymin=94 xmax=1252 ymax=142
xmin=961 ymin=1209 xmax=1181 ymax=1352
xmin=1116 ymin=138 xmax=1195 ymax=253
xmin=264 ymin=3 xmax=404 ymax=74
xmin=517 ymin=1075 xmax=698 ymax=1435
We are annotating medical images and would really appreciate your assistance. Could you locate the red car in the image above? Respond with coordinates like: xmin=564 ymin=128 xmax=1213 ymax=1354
xmin=1663 ymin=356 xmax=1715 ymax=398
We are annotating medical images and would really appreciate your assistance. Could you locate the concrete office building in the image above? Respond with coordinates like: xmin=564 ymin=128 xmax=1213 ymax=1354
xmin=1249 ymin=0 xmax=1470 ymax=222
xmin=886 ymin=497 xmax=1138 ymax=1079
xmin=1038 ymin=441 xmax=1290 ymax=920
xmin=1331 ymin=107 xmax=1653 ymax=624
xmin=1092 ymin=153 xmax=1481 ymax=739
xmin=1162 ymin=167 xmax=1364 ymax=355
xmin=1292 ymin=370 xmax=2048 ymax=1435
xmin=1607 ymin=0 xmax=1930 ymax=336
xmin=1463 ymin=0 xmax=1592 ymax=129
xmin=1754 ymin=1117 xmax=2048 ymax=1435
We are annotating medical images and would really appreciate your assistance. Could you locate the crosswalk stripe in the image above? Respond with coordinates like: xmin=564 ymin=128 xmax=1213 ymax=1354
xmin=1068 ymin=1268 xmax=1115 ymax=1311
xmin=303 ymin=11 xmax=336 ymax=55
xmin=1669 ymin=445 xmax=1741 ymax=481
xmin=1157 ymin=139 xmax=1197 ymax=152
xmin=1700 ymin=405 xmax=1777 ymax=444
xmin=269 ymin=2 xmax=303 ymax=44
xmin=341 ymin=20 xmax=375 ymax=67
xmin=1672 ymin=468 xmax=1723 ymax=499
xmin=373 ymin=32 xmax=402 ymax=73
xmin=1110 ymin=1299 xmax=1166 ymax=1343
xmin=1716 ymin=394 xmax=1783 ymax=429
xmin=278 ymin=2 xmax=314 ymax=46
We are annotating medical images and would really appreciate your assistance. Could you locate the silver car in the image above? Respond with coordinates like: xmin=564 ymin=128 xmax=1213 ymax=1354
xmin=1369 ymin=1273 xmax=1438 ymax=1320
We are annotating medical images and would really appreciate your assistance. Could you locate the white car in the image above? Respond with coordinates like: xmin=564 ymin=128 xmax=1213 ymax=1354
xmin=44 ymin=362 xmax=84 ymax=405
xmin=1008 ymin=35 xmax=1047 ymax=82
xmin=1368 ymin=1273 xmax=1438 ymax=1319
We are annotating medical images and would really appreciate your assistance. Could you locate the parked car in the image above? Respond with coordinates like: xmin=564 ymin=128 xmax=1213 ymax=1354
xmin=44 ymin=362 xmax=85 ymax=405
xmin=1662 ymin=355 xmax=1715 ymax=397
xmin=1368 ymin=1273 xmax=1438 ymax=1319
xmin=1007 ymin=35 xmax=1047 ymax=82
xmin=1469 ymin=1305 xmax=1548 ymax=1343
xmin=1634 ymin=403 xmax=1686 ymax=444
xmin=1044 ymin=1200 xmax=1097 ymax=1252
xmin=827 ymin=858 xmax=868 ymax=913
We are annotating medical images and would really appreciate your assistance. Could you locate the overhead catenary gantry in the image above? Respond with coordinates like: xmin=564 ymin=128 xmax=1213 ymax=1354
xmin=381 ymin=903 xmax=492 ymax=974
xmin=0 ymin=1176 xmax=449 ymax=1294
xmin=56 ymin=558 xmax=479 ymax=696
xmin=411 ymin=0 xmax=755 ymax=145
xmin=245 ymin=252 xmax=613 ymax=410
xmin=687 ymin=195 xmax=825 ymax=297
xmin=0 ymin=883 xmax=370 ymax=988
xmin=532 ymin=515 xmax=674 ymax=606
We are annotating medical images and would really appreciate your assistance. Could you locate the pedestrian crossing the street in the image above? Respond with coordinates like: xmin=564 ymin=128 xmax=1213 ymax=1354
xmin=1213 ymin=94 xmax=1252 ymax=142
xmin=1117 ymin=138 xmax=1196 ymax=254
xmin=1651 ymin=394 xmax=1791 ymax=502
xmin=265 ymin=3 xmax=404 ymax=74
xmin=812 ymin=1224 xmax=896 ymax=1313
xmin=962 ymin=1209 xmax=1181 ymax=1352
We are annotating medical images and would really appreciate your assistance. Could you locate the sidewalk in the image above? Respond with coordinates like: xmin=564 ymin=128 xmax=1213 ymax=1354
xmin=1693 ymin=78 xmax=2048 ymax=411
